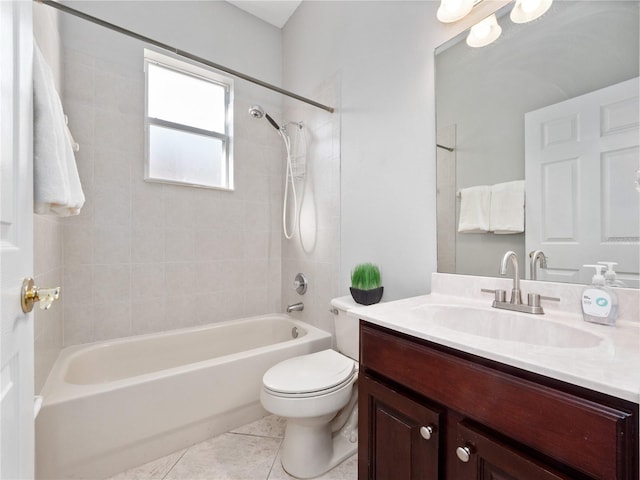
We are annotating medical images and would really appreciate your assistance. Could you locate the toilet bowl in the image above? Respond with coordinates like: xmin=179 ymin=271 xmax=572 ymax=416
xmin=260 ymin=296 xmax=360 ymax=479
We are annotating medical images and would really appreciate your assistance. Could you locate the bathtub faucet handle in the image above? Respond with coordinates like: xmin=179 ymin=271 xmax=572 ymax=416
xmin=293 ymin=273 xmax=308 ymax=295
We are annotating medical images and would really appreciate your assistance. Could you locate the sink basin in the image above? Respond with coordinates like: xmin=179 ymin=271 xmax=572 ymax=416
xmin=412 ymin=304 xmax=603 ymax=348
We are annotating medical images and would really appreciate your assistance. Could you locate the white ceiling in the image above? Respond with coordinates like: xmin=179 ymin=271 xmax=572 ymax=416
xmin=226 ymin=1 xmax=303 ymax=29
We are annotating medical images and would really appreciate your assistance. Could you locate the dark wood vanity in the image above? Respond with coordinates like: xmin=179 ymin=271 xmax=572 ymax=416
xmin=358 ymin=321 xmax=639 ymax=480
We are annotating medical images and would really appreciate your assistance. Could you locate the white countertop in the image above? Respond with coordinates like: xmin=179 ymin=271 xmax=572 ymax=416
xmin=350 ymin=291 xmax=640 ymax=404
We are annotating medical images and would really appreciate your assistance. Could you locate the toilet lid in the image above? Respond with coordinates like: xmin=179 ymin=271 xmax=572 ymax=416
xmin=263 ymin=350 xmax=356 ymax=395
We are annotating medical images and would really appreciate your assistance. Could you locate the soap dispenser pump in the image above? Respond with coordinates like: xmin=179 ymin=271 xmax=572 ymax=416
xmin=597 ymin=261 xmax=627 ymax=287
xmin=582 ymin=265 xmax=618 ymax=326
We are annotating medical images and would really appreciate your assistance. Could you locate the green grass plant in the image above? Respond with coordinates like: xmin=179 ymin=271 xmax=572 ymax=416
xmin=351 ymin=263 xmax=382 ymax=290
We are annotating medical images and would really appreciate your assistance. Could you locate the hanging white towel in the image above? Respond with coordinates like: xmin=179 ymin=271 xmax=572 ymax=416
xmin=33 ymin=41 xmax=85 ymax=216
xmin=457 ymin=185 xmax=491 ymax=233
xmin=489 ymin=180 xmax=525 ymax=234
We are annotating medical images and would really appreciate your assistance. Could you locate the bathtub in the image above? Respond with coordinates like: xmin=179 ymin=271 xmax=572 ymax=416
xmin=36 ymin=314 xmax=332 ymax=480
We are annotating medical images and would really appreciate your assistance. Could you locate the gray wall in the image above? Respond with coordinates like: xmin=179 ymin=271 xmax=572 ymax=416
xmin=283 ymin=1 xmax=495 ymax=300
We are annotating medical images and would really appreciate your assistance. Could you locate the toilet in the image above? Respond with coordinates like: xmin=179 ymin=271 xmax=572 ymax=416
xmin=260 ymin=296 xmax=360 ymax=479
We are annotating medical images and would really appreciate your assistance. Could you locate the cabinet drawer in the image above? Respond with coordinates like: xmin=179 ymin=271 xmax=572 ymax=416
xmin=361 ymin=323 xmax=635 ymax=480
xmin=455 ymin=421 xmax=575 ymax=480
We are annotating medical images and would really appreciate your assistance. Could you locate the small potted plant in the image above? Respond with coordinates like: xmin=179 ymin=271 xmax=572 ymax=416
xmin=350 ymin=263 xmax=383 ymax=305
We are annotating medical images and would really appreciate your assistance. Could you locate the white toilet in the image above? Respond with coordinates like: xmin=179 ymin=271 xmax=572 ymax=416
xmin=260 ymin=296 xmax=360 ymax=479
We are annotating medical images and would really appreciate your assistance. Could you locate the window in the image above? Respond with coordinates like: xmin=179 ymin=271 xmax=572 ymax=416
xmin=144 ymin=49 xmax=233 ymax=189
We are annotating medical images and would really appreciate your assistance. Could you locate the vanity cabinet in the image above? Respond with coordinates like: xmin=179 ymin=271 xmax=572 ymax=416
xmin=358 ymin=322 xmax=638 ymax=480
xmin=359 ymin=373 xmax=441 ymax=479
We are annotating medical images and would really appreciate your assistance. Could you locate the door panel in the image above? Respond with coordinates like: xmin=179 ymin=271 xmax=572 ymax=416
xmin=455 ymin=422 xmax=574 ymax=480
xmin=0 ymin=2 xmax=34 ymax=478
xmin=525 ymin=77 xmax=640 ymax=286
xmin=359 ymin=374 xmax=440 ymax=480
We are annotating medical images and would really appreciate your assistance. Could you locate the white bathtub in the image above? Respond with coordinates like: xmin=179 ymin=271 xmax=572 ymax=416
xmin=36 ymin=314 xmax=332 ymax=480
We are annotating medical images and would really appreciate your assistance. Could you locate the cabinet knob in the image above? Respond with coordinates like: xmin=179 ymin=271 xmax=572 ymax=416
xmin=419 ymin=425 xmax=435 ymax=440
xmin=456 ymin=445 xmax=472 ymax=463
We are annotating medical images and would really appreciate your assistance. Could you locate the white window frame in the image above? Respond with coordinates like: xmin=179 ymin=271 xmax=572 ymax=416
xmin=144 ymin=49 xmax=234 ymax=190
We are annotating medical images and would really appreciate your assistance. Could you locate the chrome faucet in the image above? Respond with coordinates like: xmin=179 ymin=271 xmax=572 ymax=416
xmin=500 ymin=250 xmax=522 ymax=305
xmin=529 ymin=250 xmax=547 ymax=280
xmin=286 ymin=302 xmax=304 ymax=313
xmin=481 ymin=251 xmax=559 ymax=314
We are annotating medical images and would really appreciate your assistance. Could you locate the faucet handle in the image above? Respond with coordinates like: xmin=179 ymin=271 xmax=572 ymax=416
xmin=540 ymin=295 xmax=560 ymax=302
xmin=481 ymin=288 xmax=507 ymax=303
xmin=527 ymin=293 xmax=560 ymax=308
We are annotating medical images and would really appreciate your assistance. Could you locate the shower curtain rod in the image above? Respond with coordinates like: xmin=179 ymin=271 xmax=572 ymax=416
xmin=36 ymin=0 xmax=335 ymax=114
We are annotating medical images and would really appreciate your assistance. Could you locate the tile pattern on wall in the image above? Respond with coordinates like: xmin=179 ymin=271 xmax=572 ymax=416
xmin=33 ymin=3 xmax=64 ymax=393
xmin=61 ymin=47 xmax=284 ymax=346
xmin=281 ymin=73 xmax=342 ymax=336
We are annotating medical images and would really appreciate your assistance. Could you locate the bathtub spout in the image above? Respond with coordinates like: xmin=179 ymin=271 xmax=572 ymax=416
xmin=286 ymin=302 xmax=304 ymax=313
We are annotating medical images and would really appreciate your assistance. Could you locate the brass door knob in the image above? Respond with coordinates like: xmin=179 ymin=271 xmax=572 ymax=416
xmin=21 ymin=278 xmax=60 ymax=313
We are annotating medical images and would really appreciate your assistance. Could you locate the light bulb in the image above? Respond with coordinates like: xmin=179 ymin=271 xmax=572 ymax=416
xmin=466 ymin=14 xmax=502 ymax=48
xmin=444 ymin=0 xmax=463 ymax=13
xmin=437 ymin=0 xmax=474 ymax=23
xmin=521 ymin=0 xmax=541 ymax=14
xmin=510 ymin=0 xmax=552 ymax=23
xmin=473 ymin=21 xmax=491 ymax=39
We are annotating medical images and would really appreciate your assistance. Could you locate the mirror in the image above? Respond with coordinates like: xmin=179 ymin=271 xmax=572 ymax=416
xmin=435 ymin=1 xmax=639 ymax=288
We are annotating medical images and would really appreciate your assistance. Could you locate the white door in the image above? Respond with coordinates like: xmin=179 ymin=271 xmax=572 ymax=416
xmin=525 ymin=78 xmax=640 ymax=287
xmin=1 ymin=2 xmax=34 ymax=478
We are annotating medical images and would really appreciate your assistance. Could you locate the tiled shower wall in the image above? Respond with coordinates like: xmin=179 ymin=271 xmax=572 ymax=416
xmin=33 ymin=3 xmax=64 ymax=392
xmin=61 ymin=46 xmax=284 ymax=346
xmin=281 ymin=74 xmax=342 ymax=336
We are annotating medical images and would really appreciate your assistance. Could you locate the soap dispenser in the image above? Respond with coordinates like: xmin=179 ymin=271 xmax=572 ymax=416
xmin=582 ymin=265 xmax=618 ymax=326
xmin=597 ymin=261 xmax=627 ymax=287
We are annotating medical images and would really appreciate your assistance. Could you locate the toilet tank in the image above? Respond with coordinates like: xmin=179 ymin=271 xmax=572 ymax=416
xmin=331 ymin=296 xmax=360 ymax=361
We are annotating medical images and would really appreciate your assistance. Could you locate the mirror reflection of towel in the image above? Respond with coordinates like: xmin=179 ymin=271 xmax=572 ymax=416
xmin=490 ymin=181 xmax=524 ymax=234
xmin=33 ymin=41 xmax=85 ymax=216
xmin=458 ymin=186 xmax=491 ymax=233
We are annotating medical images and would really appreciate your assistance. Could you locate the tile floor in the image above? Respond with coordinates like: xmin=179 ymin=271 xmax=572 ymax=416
xmin=107 ymin=415 xmax=358 ymax=480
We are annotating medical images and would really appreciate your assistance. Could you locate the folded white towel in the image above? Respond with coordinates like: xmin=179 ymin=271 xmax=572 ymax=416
xmin=458 ymin=185 xmax=491 ymax=233
xmin=33 ymin=42 xmax=85 ymax=216
xmin=489 ymin=180 xmax=525 ymax=234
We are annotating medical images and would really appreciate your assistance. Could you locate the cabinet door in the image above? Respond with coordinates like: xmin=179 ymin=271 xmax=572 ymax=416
xmin=359 ymin=374 xmax=441 ymax=480
xmin=454 ymin=422 xmax=576 ymax=480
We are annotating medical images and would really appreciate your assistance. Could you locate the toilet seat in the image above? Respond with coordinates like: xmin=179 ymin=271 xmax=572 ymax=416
xmin=263 ymin=349 xmax=356 ymax=398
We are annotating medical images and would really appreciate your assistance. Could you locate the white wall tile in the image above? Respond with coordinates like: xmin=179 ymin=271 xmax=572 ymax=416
xmin=63 ymin=265 xmax=93 ymax=306
xmin=131 ymin=264 xmax=165 ymax=300
xmin=93 ymin=301 xmax=132 ymax=341
xmin=60 ymin=9 xmax=287 ymax=346
xmin=164 ymin=229 xmax=196 ymax=263
xmin=64 ymin=305 xmax=94 ymax=347
xmin=131 ymin=299 xmax=167 ymax=335
xmin=164 ymin=263 xmax=197 ymax=297
xmin=131 ymin=228 xmax=164 ymax=263
xmin=93 ymin=265 xmax=131 ymax=305
xmin=94 ymin=226 xmax=131 ymax=264
xmin=64 ymin=225 xmax=93 ymax=265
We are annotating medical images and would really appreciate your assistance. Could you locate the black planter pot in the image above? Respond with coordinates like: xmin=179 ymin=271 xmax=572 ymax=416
xmin=350 ymin=286 xmax=384 ymax=306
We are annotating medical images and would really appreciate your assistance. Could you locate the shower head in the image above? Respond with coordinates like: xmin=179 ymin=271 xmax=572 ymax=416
xmin=248 ymin=104 xmax=281 ymax=131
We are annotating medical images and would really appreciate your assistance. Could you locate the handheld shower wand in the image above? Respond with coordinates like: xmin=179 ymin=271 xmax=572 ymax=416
xmin=248 ymin=105 xmax=281 ymax=131
xmin=248 ymin=105 xmax=301 ymax=240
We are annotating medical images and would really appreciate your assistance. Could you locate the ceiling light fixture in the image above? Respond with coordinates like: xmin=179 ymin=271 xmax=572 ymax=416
xmin=510 ymin=0 xmax=553 ymax=23
xmin=466 ymin=13 xmax=502 ymax=48
xmin=437 ymin=0 xmax=475 ymax=23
